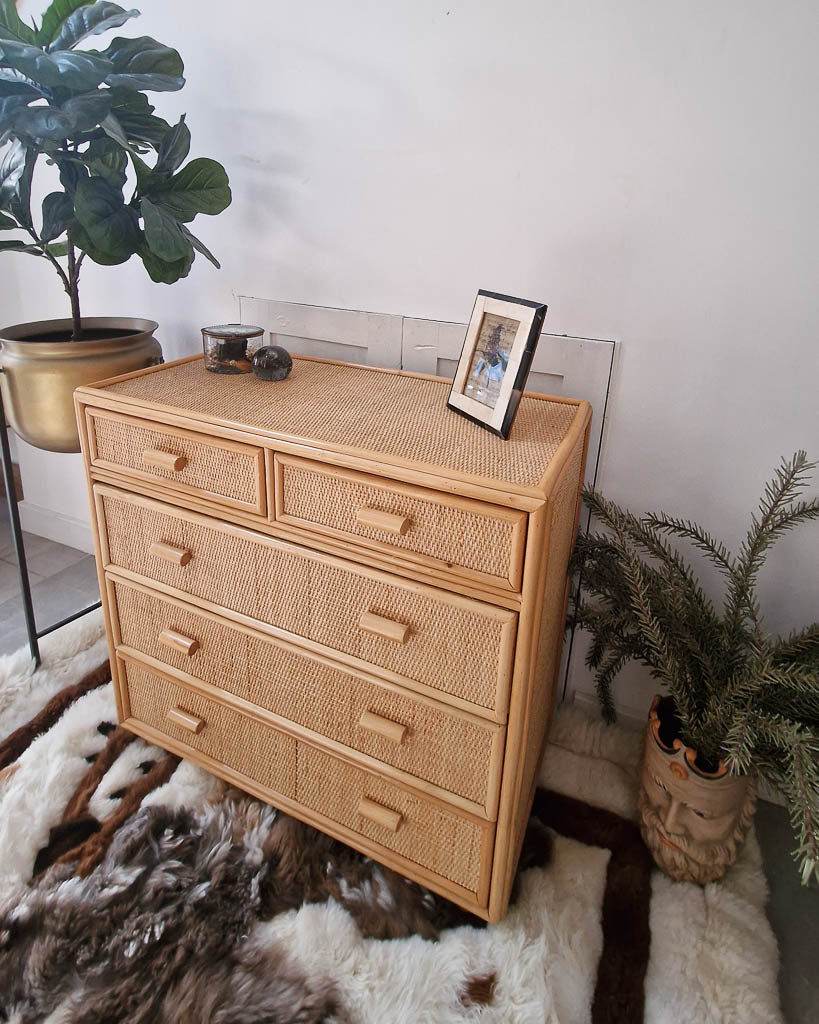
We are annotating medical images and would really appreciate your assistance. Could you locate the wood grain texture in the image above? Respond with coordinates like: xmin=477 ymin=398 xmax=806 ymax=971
xmin=166 ymin=706 xmax=204 ymax=733
xmin=80 ymin=354 xmax=590 ymax=922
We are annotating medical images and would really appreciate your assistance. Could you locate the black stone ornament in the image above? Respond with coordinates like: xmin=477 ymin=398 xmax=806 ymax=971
xmin=252 ymin=345 xmax=293 ymax=381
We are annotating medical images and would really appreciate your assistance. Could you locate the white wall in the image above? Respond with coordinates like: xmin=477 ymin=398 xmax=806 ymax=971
xmin=4 ymin=1 xmax=817 ymax=712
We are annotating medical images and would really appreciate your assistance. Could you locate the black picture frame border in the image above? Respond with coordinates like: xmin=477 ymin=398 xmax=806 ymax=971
xmin=447 ymin=289 xmax=548 ymax=440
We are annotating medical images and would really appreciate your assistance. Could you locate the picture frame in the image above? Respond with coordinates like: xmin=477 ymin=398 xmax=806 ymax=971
xmin=447 ymin=290 xmax=548 ymax=439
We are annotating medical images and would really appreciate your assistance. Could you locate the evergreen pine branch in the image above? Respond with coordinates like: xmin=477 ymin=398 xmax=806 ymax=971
xmin=579 ymin=497 xmax=728 ymax=704
xmin=770 ymin=624 xmax=819 ymax=666
xmin=646 ymin=513 xmax=736 ymax=579
xmin=726 ymin=452 xmax=818 ymax=640
xmin=612 ymin=522 xmax=699 ymax=727
xmin=584 ymin=490 xmax=719 ymax=619
xmin=724 ymin=710 xmax=819 ymax=884
xmin=594 ymin=649 xmax=627 ymax=723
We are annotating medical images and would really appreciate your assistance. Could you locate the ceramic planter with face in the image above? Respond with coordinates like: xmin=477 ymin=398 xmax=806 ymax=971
xmin=637 ymin=696 xmax=756 ymax=884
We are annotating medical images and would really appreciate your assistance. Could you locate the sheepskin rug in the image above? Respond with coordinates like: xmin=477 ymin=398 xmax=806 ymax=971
xmin=0 ymin=610 xmax=782 ymax=1023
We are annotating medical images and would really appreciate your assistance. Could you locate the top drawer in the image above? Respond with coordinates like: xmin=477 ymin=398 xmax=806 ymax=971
xmin=86 ymin=409 xmax=266 ymax=515
xmin=273 ymin=455 xmax=527 ymax=592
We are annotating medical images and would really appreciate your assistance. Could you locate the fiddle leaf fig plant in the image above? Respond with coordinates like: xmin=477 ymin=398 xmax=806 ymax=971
xmin=0 ymin=1 xmax=231 ymax=339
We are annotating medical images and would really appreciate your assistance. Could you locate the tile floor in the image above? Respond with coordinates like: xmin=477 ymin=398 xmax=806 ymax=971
xmin=0 ymin=502 xmax=99 ymax=656
xmin=0 ymin=501 xmax=815 ymax=1022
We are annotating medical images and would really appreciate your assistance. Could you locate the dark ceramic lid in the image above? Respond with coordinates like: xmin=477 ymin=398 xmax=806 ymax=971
xmin=201 ymin=323 xmax=264 ymax=339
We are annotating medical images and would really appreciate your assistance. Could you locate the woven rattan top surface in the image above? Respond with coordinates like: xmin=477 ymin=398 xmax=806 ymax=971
xmin=96 ymin=356 xmax=582 ymax=490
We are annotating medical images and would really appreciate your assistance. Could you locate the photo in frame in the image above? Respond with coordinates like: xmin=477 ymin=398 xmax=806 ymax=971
xmin=447 ymin=290 xmax=548 ymax=438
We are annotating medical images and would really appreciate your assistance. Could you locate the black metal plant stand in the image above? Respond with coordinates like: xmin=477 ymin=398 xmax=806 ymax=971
xmin=0 ymin=385 xmax=101 ymax=667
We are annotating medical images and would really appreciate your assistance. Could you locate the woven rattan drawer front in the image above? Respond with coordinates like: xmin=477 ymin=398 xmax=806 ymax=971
xmin=121 ymin=659 xmax=297 ymax=797
xmin=296 ymin=743 xmax=490 ymax=899
xmin=87 ymin=409 xmax=265 ymax=514
xmin=111 ymin=579 xmax=504 ymax=814
xmin=274 ymin=455 xmax=526 ymax=591
xmin=98 ymin=486 xmax=516 ymax=717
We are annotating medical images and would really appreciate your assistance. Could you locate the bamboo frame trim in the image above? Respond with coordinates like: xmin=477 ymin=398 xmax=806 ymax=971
xmin=75 ymin=392 xmax=123 ymax=720
xmin=487 ymin=500 xmax=551 ymax=918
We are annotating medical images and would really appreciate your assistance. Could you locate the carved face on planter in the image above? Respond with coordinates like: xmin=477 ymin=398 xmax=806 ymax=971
xmin=637 ymin=698 xmax=756 ymax=884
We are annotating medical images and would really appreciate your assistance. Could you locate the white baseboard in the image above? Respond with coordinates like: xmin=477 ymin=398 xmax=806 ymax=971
xmin=18 ymin=501 xmax=95 ymax=554
xmin=569 ymin=689 xmax=647 ymax=732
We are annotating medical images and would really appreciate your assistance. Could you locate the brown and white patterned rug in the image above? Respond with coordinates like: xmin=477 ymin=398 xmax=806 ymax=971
xmin=0 ymin=611 xmax=781 ymax=1023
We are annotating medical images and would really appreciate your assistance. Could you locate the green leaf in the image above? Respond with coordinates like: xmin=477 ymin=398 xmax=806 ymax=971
xmin=138 ymin=238 xmax=193 ymax=283
xmin=107 ymin=85 xmax=154 ymax=114
xmin=45 ymin=239 xmax=69 ymax=256
xmin=0 ymin=140 xmax=26 ymax=205
xmin=0 ymin=140 xmax=35 ymax=228
xmin=141 ymin=195 xmax=190 ymax=261
xmin=84 ymin=135 xmax=126 ymax=186
xmin=0 ymin=208 xmax=16 ymax=228
xmin=70 ymin=216 xmax=129 ymax=264
xmin=99 ymin=110 xmax=132 ymax=149
xmin=181 ymin=224 xmax=219 ymax=268
xmin=129 ymin=149 xmax=151 ymax=192
xmin=58 ymin=156 xmax=88 ymax=192
xmin=0 ymin=78 xmax=41 ymax=98
xmin=0 ymin=90 xmax=31 ymax=122
xmin=112 ymin=108 xmax=170 ymax=147
xmin=73 ymin=174 xmax=139 ymax=262
xmin=0 ymin=0 xmax=37 ymax=44
xmin=46 ymin=2 xmax=139 ymax=52
xmin=36 ymin=1 xmax=94 ymax=46
xmin=0 ymin=238 xmax=41 ymax=253
xmin=105 ymin=91 xmax=169 ymax=149
xmin=12 ymin=91 xmax=111 ymax=140
xmin=154 ymin=115 xmax=189 ymax=176
xmin=148 ymin=157 xmax=231 ymax=223
xmin=40 ymin=190 xmax=73 ymax=241
xmin=0 ymin=39 xmax=113 ymax=90
xmin=102 ymin=35 xmax=184 ymax=92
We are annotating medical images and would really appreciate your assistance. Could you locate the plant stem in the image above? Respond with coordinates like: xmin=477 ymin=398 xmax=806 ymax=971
xmin=22 ymin=223 xmax=74 ymax=300
xmin=66 ymin=238 xmax=82 ymax=341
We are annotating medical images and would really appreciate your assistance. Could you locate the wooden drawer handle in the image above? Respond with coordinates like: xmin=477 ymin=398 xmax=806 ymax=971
xmin=358 ymin=796 xmax=402 ymax=833
xmin=355 ymin=507 xmax=411 ymax=536
xmin=166 ymin=706 xmax=204 ymax=734
xmin=158 ymin=629 xmax=200 ymax=657
xmin=359 ymin=610 xmax=410 ymax=644
xmin=359 ymin=710 xmax=407 ymax=745
xmin=143 ymin=449 xmax=187 ymax=472
xmin=149 ymin=541 xmax=191 ymax=567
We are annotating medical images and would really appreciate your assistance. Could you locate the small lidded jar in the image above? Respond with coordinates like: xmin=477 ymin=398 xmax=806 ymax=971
xmin=201 ymin=323 xmax=264 ymax=374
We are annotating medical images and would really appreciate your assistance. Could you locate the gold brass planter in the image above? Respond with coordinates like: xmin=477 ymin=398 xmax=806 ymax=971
xmin=0 ymin=318 xmax=162 ymax=453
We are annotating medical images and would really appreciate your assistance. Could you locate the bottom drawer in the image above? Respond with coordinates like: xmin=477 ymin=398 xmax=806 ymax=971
xmin=120 ymin=658 xmax=492 ymax=902
xmin=297 ymin=744 xmax=487 ymax=897
xmin=123 ymin=658 xmax=298 ymax=797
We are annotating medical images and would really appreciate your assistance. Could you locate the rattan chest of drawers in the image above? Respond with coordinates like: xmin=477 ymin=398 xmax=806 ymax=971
xmin=77 ymin=354 xmax=591 ymax=922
